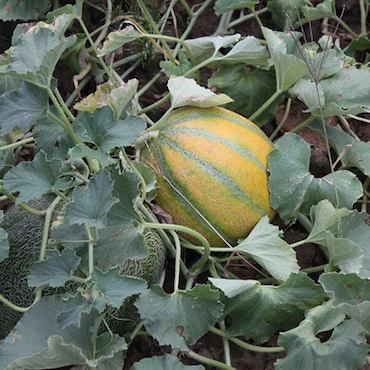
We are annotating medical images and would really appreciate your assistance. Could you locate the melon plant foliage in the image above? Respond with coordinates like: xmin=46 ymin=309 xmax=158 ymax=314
xmin=0 ymin=0 xmax=370 ymax=369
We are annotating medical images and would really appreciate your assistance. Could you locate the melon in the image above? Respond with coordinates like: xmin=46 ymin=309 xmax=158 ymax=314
xmin=142 ymin=106 xmax=275 ymax=246
xmin=0 ymin=196 xmax=166 ymax=339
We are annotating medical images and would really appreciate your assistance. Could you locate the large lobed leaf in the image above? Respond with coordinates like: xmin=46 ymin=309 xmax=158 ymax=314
xmin=307 ymin=200 xmax=370 ymax=278
xmin=268 ymin=133 xmax=363 ymax=222
xmin=135 ymin=285 xmax=224 ymax=351
xmin=0 ymin=296 xmax=127 ymax=370
xmin=275 ymin=301 xmax=368 ymax=370
xmin=211 ymin=272 xmax=327 ymax=343
xmin=234 ymin=216 xmax=299 ymax=282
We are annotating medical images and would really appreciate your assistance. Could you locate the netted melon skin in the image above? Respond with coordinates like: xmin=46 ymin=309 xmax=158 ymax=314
xmin=0 ymin=199 xmax=50 ymax=339
xmin=0 ymin=198 xmax=166 ymax=339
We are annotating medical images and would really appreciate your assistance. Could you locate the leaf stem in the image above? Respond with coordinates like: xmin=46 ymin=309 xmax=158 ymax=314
xmin=210 ymin=327 xmax=285 ymax=353
xmin=170 ymin=229 xmax=182 ymax=292
xmin=54 ymin=87 xmax=75 ymax=122
xmin=186 ymin=350 xmax=237 ymax=370
xmin=0 ymin=185 xmax=43 ymax=215
xmin=0 ymin=137 xmax=34 ymax=151
xmin=0 ymin=294 xmax=29 ymax=313
xmin=143 ymin=221 xmax=211 ymax=272
xmin=289 ymin=115 xmax=315 ymax=133
xmin=249 ymin=89 xmax=282 ymax=123
xmin=270 ymin=98 xmax=292 ymax=141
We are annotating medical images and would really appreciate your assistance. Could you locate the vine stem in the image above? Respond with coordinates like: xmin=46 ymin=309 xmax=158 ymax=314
xmin=186 ymin=350 xmax=237 ymax=370
xmin=249 ymin=90 xmax=281 ymax=122
xmin=0 ymin=185 xmax=43 ymax=215
xmin=0 ymin=137 xmax=34 ymax=151
xmin=210 ymin=327 xmax=285 ymax=353
xmin=142 ymin=221 xmax=211 ymax=272
xmin=170 ymin=229 xmax=182 ymax=292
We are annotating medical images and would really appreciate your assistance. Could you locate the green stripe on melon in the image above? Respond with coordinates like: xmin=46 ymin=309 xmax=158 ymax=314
xmin=143 ymin=106 xmax=275 ymax=247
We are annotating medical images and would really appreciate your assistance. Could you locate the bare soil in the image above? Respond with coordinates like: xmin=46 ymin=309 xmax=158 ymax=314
xmin=1 ymin=0 xmax=369 ymax=369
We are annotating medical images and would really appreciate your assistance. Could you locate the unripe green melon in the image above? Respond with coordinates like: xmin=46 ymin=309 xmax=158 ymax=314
xmin=0 ymin=196 xmax=166 ymax=339
xmin=142 ymin=106 xmax=275 ymax=246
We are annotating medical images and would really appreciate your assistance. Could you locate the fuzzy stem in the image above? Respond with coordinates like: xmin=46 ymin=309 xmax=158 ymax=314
xmin=249 ymin=90 xmax=282 ymax=123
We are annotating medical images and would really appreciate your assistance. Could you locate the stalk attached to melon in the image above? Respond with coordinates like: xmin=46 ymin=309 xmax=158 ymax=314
xmin=139 ymin=106 xmax=275 ymax=247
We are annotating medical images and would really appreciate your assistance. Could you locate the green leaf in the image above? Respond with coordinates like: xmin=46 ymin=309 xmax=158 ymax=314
xmin=214 ymin=0 xmax=258 ymax=16
xmin=3 ymin=150 xmax=66 ymax=204
xmin=131 ymin=354 xmax=205 ymax=370
xmin=262 ymin=27 xmax=308 ymax=91
xmin=53 ymin=171 xmax=147 ymax=273
xmin=306 ymin=200 xmax=350 ymax=245
xmin=91 ymin=267 xmax=148 ymax=310
xmin=0 ymin=211 xmax=9 ymax=263
xmin=135 ymin=285 xmax=223 ymax=351
xmin=0 ymin=296 xmax=127 ymax=369
xmin=267 ymin=0 xmax=306 ymax=30
xmin=0 ymin=0 xmax=50 ymax=21
xmin=0 ymin=75 xmax=22 ymax=95
xmin=160 ymin=52 xmax=196 ymax=78
xmin=310 ymin=118 xmax=370 ymax=177
xmin=57 ymin=293 xmax=93 ymax=329
xmin=291 ymin=67 xmax=370 ymax=117
xmin=73 ymin=80 xmax=139 ymax=118
xmin=275 ymin=301 xmax=368 ymax=370
xmin=320 ymin=273 xmax=370 ymax=331
xmin=0 ymin=82 xmax=48 ymax=134
xmin=307 ymin=201 xmax=370 ymax=277
xmin=267 ymin=133 xmax=363 ymax=222
xmin=34 ymin=109 xmax=75 ymax=160
xmin=2 ymin=25 xmax=76 ymax=87
xmin=301 ymin=0 xmax=336 ymax=24
xmin=168 ymin=77 xmax=233 ymax=109
xmin=211 ymin=272 xmax=327 ymax=343
xmin=209 ymin=65 xmax=280 ymax=125
xmin=74 ymin=106 xmax=146 ymax=162
xmin=28 ymin=249 xmax=81 ymax=288
xmin=234 ymin=216 xmax=299 ymax=282
xmin=65 ymin=170 xmax=118 ymax=229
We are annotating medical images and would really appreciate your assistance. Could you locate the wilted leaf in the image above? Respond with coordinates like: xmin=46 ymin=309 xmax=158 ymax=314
xmin=0 ymin=82 xmax=48 ymax=134
xmin=168 ymin=77 xmax=233 ymax=109
xmin=135 ymin=285 xmax=223 ymax=351
xmin=131 ymin=354 xmax=205 ymax=370
xmin=234 ymin=216 xmax=299 ymax=282
xmin=211 ymin=272 xmax=327 ymax=343
xmin=267 ymin=133 xmax=363 ymax=222
xmin=28 ymin=249 xmax=81 ymax=288
xmin=73 ymin=80 xmax=139 ymax=118
xmin=97 ymin=25 xmax=142 ymax=57
xmin=65 ymin=170 xmax=117 ymax=229
xmin=275 ymin=301 xmax=368 ymax=370
xmin=185 ymin=34 xmax=241 ymax=61
xmin=3 ymin=150 xmax=67 ymax=204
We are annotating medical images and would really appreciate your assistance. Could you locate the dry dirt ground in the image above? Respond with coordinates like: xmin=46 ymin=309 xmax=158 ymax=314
xmin=1 ymin=0 xmax=369 ymax=369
